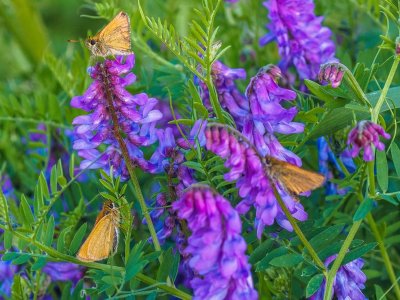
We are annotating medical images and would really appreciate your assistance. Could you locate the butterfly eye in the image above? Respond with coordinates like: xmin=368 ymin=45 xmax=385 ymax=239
xmin=90 ymin=39 xmax=96 ymax=45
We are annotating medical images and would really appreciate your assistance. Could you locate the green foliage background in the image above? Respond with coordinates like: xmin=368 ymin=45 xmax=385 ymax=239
xmin=0 ymin=0 xmax=400 ymax=299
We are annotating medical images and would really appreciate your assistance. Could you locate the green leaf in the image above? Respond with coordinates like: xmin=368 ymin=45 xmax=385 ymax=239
xmin=125 ymin=242 xmax=148 ymax=282
xmin=249 ymin=240 xmax=274 ymax=264
xmin=2 ymin=252 xmax=19 ymax=261
xmin=353 ymin=198 xmax=374 ymax=221
xmin=69 ymin=223 xmax=87 ymax=255
xmin=342 ymin=242 xmax=377 ymax=265
xmin=307 ymin=107 xmax=369 ymax=140
xmin=4 ymin=230 xmax=13 ymax=250
xmin=170 ymin=251 xmax=180 ymax=282
xmin=302 ymin=265 xmax=318 ymax=277
xmin=20 ymin=195 xmax=34 ymax=228
xmin=308 ymin=224 xmax=344 ymax=252
xmin=50 ymin=165 xmax=58 ymax=195
xmin=269 ymin=253 xmax=303 ymax=267
xmin=306 ymin=274 xmax=324 ymax=298
xmin=157 ymin=248 xmax=179 ymax=282
xmin=39 ymin=172 xmax=50 ymax=199
xmin=367 ymin=86 xmax=400 ymax=112
xmin=31 ymin=256 xmax=47 ymax=271
xmin=390 ymin=143 xmax=400 ymax=177
xmin=374 ymin=284 xmax=386 ymax=300
xmin=256 ymin=247 xmax=288 ymax=271
xmin=44 ymin=216 xmax=55 ymax=246
xmin=12 ymin=254 xmax=31 ymax=265
xmin=182 ymin=161 xmax=206 ymax=174
xmin=11 ymin=275 xmax=27 ymax=300
xmin=57 ymin=226 xmax=73 ymax=252
xmin=376 ymin=150 xmax=388 ymax=193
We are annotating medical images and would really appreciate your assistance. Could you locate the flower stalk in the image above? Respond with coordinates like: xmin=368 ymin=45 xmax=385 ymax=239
xmin=272 ymin=185 xmax=326 ymax=271
xmin=98 ymin=63 xmax=162 ymax=253
xmin=1 ymin=226 xmax=190 ymax=300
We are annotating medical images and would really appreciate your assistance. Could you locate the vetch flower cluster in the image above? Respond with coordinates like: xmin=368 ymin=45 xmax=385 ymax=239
xmin=200 ymin=63 xmax=303 ymax=165
xmin=147 ymin=127 xmax=196 ymax=242
xmin=347 ymin=121 xmax=390 ymax=161
xmin=243 ymin=65 xmax=304 ymax=165
xmin=206 ymin=125 xmax=308 ymax=237
xmin=310 ymin=255 xmax=366 ymax=300
xmin=71 ymin=54 xmax=162 ymax=181
xmin=260 ymin=0 xmax=336 ymax=81
xmin=173 ymin=185 xmax=258 ymax=300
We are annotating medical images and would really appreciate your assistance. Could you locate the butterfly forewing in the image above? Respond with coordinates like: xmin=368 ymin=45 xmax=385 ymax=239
xmin=88 ymin=11 xmax=132 ymax=56
xmin=77 ymin=201 xmax=120 ymax=262
xmin=267 ymin=156 xmax=324 ymax=195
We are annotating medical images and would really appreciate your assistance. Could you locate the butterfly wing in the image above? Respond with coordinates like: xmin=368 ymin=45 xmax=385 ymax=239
xmin=268 ymin=156 xmax=325 ymax=195
xmin=76 ymin=214 xmax=116 ymax=262
xmin=95 ymin=11 xmax=132 ymax=55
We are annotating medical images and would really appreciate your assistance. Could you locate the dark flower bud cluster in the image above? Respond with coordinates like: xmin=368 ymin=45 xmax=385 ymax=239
xmin=347 ymin=120 xmax=390 ymax=161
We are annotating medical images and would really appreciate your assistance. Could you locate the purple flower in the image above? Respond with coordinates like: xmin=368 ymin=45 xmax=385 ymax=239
xmin=260 ymin=0 xmax=336 ymax=81
xmin=147 ymin=127 xmax=195 ymax=244
xmin=310 ymin=255 xmax=366 ymax=300
xmin=42 ymin=262 xmax=83 ymax=284
xmin=1 ymin=174 xmax=14 ymax=199
xmin=317 ymin=137 xmax=355 ymax=195
xmin=347 ymin=121 xmax=391 ymax=161
xmin=0 ymin=250 xmax=17 ymax=298
xmin=71 ymin=54 xmax=162 ymax=181
xmin=176 ymin=120 xmax=208 ymax=150
xmin=173 ymin=185 xmax=258 ymax=300
xmin=206 ymin=125 xmax=308 ymax=238
xmin=198 ymin=61 xmax=248 ymax=125
xmin=318 ymin=63 xmax=345 ymax=88
xmin=243 ymin=65 xmax=303 ymax=165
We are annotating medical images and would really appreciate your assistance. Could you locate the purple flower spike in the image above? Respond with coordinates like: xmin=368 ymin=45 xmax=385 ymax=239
xmin=318 ymin=63 xmax=345 ymax=88
xmin=310 ymin=255 xmax=366 ymax=300
xmin=71 ymin=55 xmax=162 ymax=180
xmin=206 ymin=125 xmax=308 ymax=237
xmin=260 ymin=0 xmax=336 ymax=81
xmin=173 ymin=185 xmax=258 ymax=300
xmin=347 ymin=121 xmax=391 ymax=161
xmin=243 ymin=65 xmax=303 ymax=165
xmin=42 ymin=262 xmax=83 ymax=284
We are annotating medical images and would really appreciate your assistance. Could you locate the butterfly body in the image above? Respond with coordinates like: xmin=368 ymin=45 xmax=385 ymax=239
xmin=77 ymin=200 xmax=120 ymax=262
xmin=85 ymin=11 xmax=132 ymax=57
xmin=265 ymin=156 xmax=324 ymax=195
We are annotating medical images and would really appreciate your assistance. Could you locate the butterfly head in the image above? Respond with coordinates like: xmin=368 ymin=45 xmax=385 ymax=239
xmin=85 ymin=37 xmax=98 ymax=51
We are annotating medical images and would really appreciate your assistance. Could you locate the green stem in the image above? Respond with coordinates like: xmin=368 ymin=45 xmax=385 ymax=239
xmin=323 ymin=220 xmax=363 ymax=299
xmin=372 ymin=56 xmax=400 ymax=123
xmin=0 ymin=117 xmax=71 ymax=129
xmin=366 ymin=214 xmax=400 ymax=299
xmin=99 ymin=64 xmax=162 ymax=254
xmin=323 ymin=160 xmax=373 ymax=299
xmin=204 ymin=0 xmax=225 ymax=122
xmin=3 ymin=228 xmax=191 ymax=300
xmin=272 ymin=186 xmax=326 ymax=271
xmin=33 ymin=270 xmax=41 ymax=300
